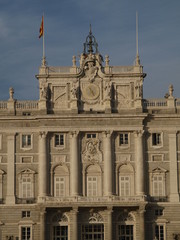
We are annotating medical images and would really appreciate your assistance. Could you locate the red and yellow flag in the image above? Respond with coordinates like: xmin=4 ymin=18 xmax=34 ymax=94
xmin=39 ymin=16 xmax=44 ymax=38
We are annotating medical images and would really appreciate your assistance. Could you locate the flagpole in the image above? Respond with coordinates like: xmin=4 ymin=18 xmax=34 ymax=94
xmin=43 ymin=13 xmax=45 ymax=59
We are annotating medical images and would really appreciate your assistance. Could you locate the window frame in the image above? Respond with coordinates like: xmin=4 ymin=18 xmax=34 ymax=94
xmin=119 ymin=175 xmax=131 ymax=197
xmin=152 ymin=174 xmax=165 ymax=197
xmin=151 ymin=132 xmax=163 ymax=148
xmin=19 ymin=225 xmax=32 ymax=240
xmin=119 ymin=132 xmax=130 ymax=148
xmin=86 ymin=133 xmax=97 ymax=139
xmin=154 ymin=223 xmax=166 ymax=240
xmin=54 ymin=176 xmax=65 ymax=197
xmin=54 ymin=133 xmax=65 ymax=148
xmin=87 ymin=176 xmax=98 ymax=197
xmin=21 ymin=134 xmax=33 ymax=150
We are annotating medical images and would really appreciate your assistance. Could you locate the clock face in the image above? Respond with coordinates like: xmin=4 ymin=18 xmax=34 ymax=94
xmin=83 ymin=84 xmax=100 ymax=100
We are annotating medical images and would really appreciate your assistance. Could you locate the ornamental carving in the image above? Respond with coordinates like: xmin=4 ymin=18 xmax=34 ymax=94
xmin=85 ymin=62 xmax=98 ymax=82
xmin=89 ymin=210 xmax=103 ymax=223
xmin=82 ymin=139 xmax=102 ymax=163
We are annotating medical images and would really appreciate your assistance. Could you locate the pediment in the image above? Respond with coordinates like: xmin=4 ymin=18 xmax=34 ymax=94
xmin=19 ymin=168 xmax=36 ymax=175
xmin=152 ymin=167 xmax=167 ymax=173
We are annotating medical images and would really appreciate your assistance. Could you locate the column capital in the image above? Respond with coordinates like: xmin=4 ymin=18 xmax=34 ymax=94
xmin=70 ymin=131 xmax=79 ymax=138
xmin=134 ymin=130 xmax=144 ymax=138
xmin=39 ymin=131 xmax=48 ymax=138
xmin=102 ymin=130 xmax=113 ymax=138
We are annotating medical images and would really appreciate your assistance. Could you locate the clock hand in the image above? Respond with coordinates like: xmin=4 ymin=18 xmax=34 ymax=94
xmin=89 ymin=87 xmax=95 ymax=96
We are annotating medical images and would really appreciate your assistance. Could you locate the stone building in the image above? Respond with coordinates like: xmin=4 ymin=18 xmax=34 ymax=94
xmin=0 ymin=28 xmax=180 ymax=240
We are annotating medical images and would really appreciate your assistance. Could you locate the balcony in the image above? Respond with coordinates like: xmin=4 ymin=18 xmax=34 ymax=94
xmin=38 ymin=195 xmax=146 ymax=204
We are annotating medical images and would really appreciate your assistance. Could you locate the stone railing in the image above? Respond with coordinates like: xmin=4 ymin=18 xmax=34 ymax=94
xmin=42 ymin=195 xmax=145 ymax=203
xmin=0 ymin=101 xmax=8 ymax=109
xmin=143 ymin=99 xmax=168 ymax=108
xmin=15 ymin=101 xmax=39 ymax=110
xmin=175 ymin=99 xmax=180 ymax=107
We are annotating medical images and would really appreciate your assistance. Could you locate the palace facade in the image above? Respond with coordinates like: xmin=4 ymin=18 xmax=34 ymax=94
xmin=0 ymin=28 xmax=180 ymax=240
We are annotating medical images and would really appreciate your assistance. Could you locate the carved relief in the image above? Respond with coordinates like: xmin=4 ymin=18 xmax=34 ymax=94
xmin=104 ymin=82 xmax=112 ymax=100
xmin=89 ymin=210 xmax=103 ymax=223
xmin=135 ymin=82 xmax=143 ymax=98
xmin=82 ymin=139 xmax=102 ymax=163
xmin=116 ymin=85 xmax=130 ymax=108
xmin=71 ymin=82 xmax=78 ymax=99
xmin=117 ymin=154 xmax=131 ymax=163
xmin=40 ymin=84 xmax=49 ymax=100
xmin=53 ymin=86 xmax=67 ymax=109
xmin=84 ymin=61 xmax=98 ymax=82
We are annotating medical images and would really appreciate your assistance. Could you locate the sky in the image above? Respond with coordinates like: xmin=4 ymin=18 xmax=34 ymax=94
xmin=0 ymin=0 xmax=179 ymax=100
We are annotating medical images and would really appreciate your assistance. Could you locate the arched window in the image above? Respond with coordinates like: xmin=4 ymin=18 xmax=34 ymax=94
xmin=53 ymin=165 xmax=69 ymax=197
xmin=117 ymin=212 xmax=135 ymax=240
xmin=118 ymin=164 xmax=134 ymax=196
xmin=81 ymin=211 xmax=104 ymax=240
xmin=85 ymin=164 xmax=102 ymax=197
xmin=51 ymin=212 xmax=69 ymax=240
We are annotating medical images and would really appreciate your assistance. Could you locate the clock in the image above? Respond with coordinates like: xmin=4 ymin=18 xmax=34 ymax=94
xmin=83 ymin=84 xmax=100 ymax=100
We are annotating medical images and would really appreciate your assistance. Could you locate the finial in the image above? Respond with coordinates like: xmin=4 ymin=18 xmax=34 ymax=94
xmin=89 ymin=24 xmax=92 ymax=35
xmin=169 ymin=84 xmax=174 ymax=97
xmin=72 ymin=55 xmax=76 ymax=67
xmin=83 ymin=25 xmax=99 ymax=55
xmin=41 ymin=56 xmax=47 ymax=67
xmin=9 ymin=87 xmax=14 ymax=100
xmin=105 ymin=55 xmax=110 ymax=67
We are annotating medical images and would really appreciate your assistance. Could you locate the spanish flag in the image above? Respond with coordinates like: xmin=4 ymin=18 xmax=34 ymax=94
xmin=39 ymin=16 xmax=44 ymax=38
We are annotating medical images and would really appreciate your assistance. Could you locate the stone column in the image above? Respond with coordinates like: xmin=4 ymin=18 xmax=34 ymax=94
xmin=169 ymin=132 xmax=179 ymax=202
xmin=38 ymin=132 xmax=47 ymax=201
xmin=139 ymin=205 xmax=146 ymax=240
xmin=103 ymin=131 xmax=113 ymax=196
xmin=135 ymin=131 xmax=145 ymax=196
xmin=40 ymin=209 xmax=46 ymax=240
xmin=106 ymin=207 xmax=113 ymax=240
xmin=71 ymin=208 xmax=78 ymax=240
xmin=6 ymin=134 xmax=16 ymax=204
xmin=70 ymin=131 xmax=79 ymax=196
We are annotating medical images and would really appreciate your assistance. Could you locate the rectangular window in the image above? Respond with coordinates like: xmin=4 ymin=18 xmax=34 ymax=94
xmin=153 ymin=175 xmax=164 ymax=196
xmin=55 ymin=177 xmax=65 ymax=197
xmin=87 ymin=133 xmax=97 ymax=139
xmin=21 ymin=226 xmax=31 ymax=240
xmin=81 ymin=224 xmax=104 ymax=240
xmin=87 ymin=177 xmax=97 ymax=196
xmin=55 ymin=134 xmax=64 ymax=147
xmin=152 ymin=133 xmax=162 ymax=146
xmin=118 ymin=225 xmax=134 ymax=240
xmin=119 ymin=133 xmax=129 ymax=146
xmin=120 ymin=176 xmax=130 ymax=196
xmin=53 ymin=226 xmax=68 ymax=240
xmin=22 ymin=177 xmax=32 ymax=198
xmin=22 ymin=211 xmax=31 ymax=218
xmin=22 ymin=135 xmax=32 ymax=148
xmin=155 ymin=225 xmax=165 ymax=240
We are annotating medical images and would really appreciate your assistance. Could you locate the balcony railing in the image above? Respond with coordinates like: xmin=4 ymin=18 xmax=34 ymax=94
xmin=42 ymin=195 xmax=146 ymax=203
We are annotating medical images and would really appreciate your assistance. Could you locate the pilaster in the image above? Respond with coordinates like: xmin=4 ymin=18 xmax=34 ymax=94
xmin=70 ymin=208 xmax=78 ymax=240
xmin=134 ymin=130 xmax=145 ymax=196
xmin=169 ymin=132 xmax=179 ymax=202
xmin=139 ymin=205 xmax=146 ymax=240
xmin=106 ymin=207 xmax=113 ymax=240
xmin=70 ymin=131 xmax=79 ymax=196
xmin=38 ymin=132 xmax=48 ymax=202
xmin=40 ymin=209 xmax=46 ymax=240
xmin=6 ymin=134 xmax=16 ymax=204
xmin=103 ymin=131 xmax=113 ymax=196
